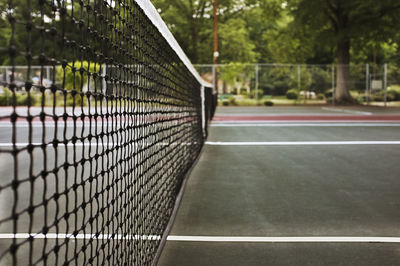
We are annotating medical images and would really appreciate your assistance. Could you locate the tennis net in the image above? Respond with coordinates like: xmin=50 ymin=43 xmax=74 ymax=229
xmin=0 ymin=0 xmax=216 ymax=265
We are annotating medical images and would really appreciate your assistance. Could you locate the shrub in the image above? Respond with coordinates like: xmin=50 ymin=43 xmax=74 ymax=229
xmin=222 ymin=101 xmax=229 ymax=106
xmin=0 ymin=88 xmax=12 ymax=106
xmin=387 ymin=88 xmax=400 ymax=101
xmin=56 ymin=61 xmax=101 ymax=92
xmin=65 ymin=93 xmax=88 ymax=106
xmin=373 ymin=89 xmax=400 ymax=102
xmin=249 ymin=89 xmax=264 ymax=99
xmin=317 ymin=94 xmax=325 ymax=100
xmin=264 ymin=100 xmax=274 ymax=106
xmin=228 ymin=97 xmax=237 ymax=106
xmin=286 ymin=89 xmax=299 ymax=100
xmin=324 ymin=89 xmax=333 ymax=98
xmin=16 ymin=93 xmax=39 ymax=106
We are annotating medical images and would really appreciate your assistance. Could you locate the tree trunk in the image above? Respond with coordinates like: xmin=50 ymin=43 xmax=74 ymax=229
xmin=335 ymin=38 xmax=353 ymax=103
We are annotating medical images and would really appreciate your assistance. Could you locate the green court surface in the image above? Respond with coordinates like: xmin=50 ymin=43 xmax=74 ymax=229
xmin=158 ymin=106 xmax=400 ymax=266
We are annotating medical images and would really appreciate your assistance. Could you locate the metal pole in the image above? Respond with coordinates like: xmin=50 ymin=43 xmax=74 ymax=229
xmin=102 ymin=64 xmax=107 ymax=106
xmin=212 ymin=65 xmax=216 ymax=94
xmin=213 ymin=0 xmax=219 ymax=93
xmin=255 ymin=64 xmax=259 ymax=103
xmin=384 ymin=63 xmax=387 ymax=107
xmin=332 ymin=65 xmax=335 ymax=106
xmin=5 ymin=67 xmax=10 ymax=84
xmin=297 ymin=64 xmax=301 ymax=91
xmin=366 ymin=64 xmax=369 ymax=105
xmin=46 ymin=66 xmax=50 ymax=81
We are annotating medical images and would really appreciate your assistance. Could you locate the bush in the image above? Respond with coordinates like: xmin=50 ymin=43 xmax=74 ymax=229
xmin=0 ymin=88 xmax=12 ymax=106
xmin=317 ymin=94 xmax=325 ymax=100
xmin=249 ymin=89 xmax=264 ymax=99
xmin=16 ymin=93 xmax=39 ymax=106
xmin=387 ymin=88 xmax=400 ymax=101
xmin=264 ymin=100 xmax=274 ymax=106
xmin=228 ymin=97 xmax=237 ymax=106
xmin=0 ymin=89 xmax=39 ymax=106
xmin=373 ymin=89 xmax=400 ymax=102
xmin=286 ymin=89 xmax=299 ymax=100
xmin=240 ymin=90 xmax=249 ymax=97
xmin=66 ymin=93 xmax=88 ymax=106
xmin=221 ymin=101 xmax=229 ymax=106
xmin=324 ymin=89 xmax=333 ymax=98
xmin=56 ymin=61 xmax=101 ymax=92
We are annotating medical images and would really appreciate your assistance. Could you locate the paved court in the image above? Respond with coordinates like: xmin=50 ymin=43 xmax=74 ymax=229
xmin=158 ymin=106 xmax=400 ymax=266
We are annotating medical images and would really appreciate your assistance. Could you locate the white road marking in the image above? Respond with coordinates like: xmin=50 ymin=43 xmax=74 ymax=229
xmin=205 ymin=141 xmax=400 ymax=146
xmin=321 ymin=107 xmax=373 ymax=115
xmin=166 ymin=236 xmax=400 ymax=243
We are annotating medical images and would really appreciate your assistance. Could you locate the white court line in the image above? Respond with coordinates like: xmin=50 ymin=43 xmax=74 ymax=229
xmin=0 ymin=142 xmax=199 ymax=148
xmin=0 ymin=233 xmax=160 ymax=240
xmin=166 ymin=236 xmax=400 ymax=243
xmin=211 ymin=123 xmax=400 ymax=127
xmin=213 ymin=120 xmax=400 ymax=123
xmin=0 ymin=122 xmax=133 ymax=128
xmin=1 ymin=234 xmax=399 ymax=243
xmin=205 ymin=141 xmax=400 ymax=146
xmin=321 ymin=107 xmax=373 ymax=115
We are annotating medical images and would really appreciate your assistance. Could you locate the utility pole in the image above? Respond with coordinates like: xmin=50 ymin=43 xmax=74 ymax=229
xmin=213 ymin=0 xmax=219 ymax=93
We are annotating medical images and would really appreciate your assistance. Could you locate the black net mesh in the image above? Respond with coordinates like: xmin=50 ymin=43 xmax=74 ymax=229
xmin=0 ymin=0 xmax=214 ymax=265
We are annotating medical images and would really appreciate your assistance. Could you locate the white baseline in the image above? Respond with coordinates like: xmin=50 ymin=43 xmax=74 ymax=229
xmin=211 ymin=123 xmax=400 ymax=127
xmin=167 ymin=236 xmax=400 ymax=243
xmin=205 ymin=141 xmax=400 ymax=146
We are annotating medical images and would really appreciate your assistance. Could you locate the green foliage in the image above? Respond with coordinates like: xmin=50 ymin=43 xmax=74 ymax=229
xmin=228 ymin=96 xmax=238 ymax=106
xmin=16 ymin=93 xmax=39 ymax=106
xmin=219 ymin=18 xmax=259 ymax=63
xmin=286 ymin=89 xmax=299 ymax=99
xmin=66 ymin=93 xmax=88 ymax=106
xmin=0 ymin=88 xmax=13 ymax=106
xmin=56 ymin=61 xmax=101 ymax=92
xmin=249 ymin=89 xmax=263 ymax=99
xmin=324 ymin=89 xmax=333 ymax=98
xmin=373 ymin=87 xmax=400 ymax=101
xmin=0 ymin=89 xmax=39 ymax=106
xmin=264 ymin=100 xmax=274 ymax=106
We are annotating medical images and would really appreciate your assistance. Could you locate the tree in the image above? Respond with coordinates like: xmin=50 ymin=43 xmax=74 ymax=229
xmin=289 ymin=0 xmax=400 ymax=103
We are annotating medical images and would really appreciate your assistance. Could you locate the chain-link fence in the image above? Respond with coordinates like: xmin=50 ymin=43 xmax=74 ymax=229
xmin=195 ymin=63 xmax=400 ymax=106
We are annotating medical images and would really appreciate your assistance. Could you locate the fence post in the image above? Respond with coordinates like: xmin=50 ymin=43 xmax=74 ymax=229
xmin=297 ymin=64 xmax=301 ymax=91
xmin=255 ymin=64 xmax=259 ymax=103
xmin=46 ymin=66 xmax=50 ymax=81
xmin=332 ymin=64 xmax=335 ymax=106
xmin=5 ymin=67 xmax=10 ymax=84
xmin=102 ymin=64 xmax=107 ymax=94
xmin=212 ymin=65 xmax=216 ymax=94
xmin=384 ymin=63 xmax=387 ymax=107
xmin=365 ymin=64 xmax=369 ymax=105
